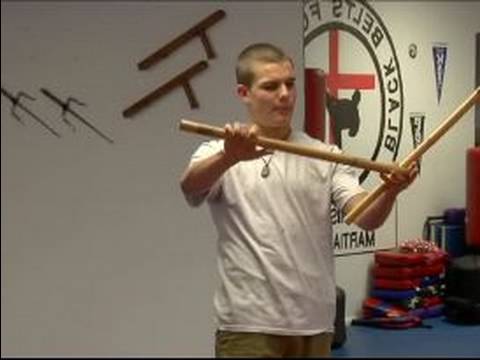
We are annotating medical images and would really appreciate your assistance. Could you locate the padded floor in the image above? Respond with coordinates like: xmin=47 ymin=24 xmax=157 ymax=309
xmin=332 ymin=316 xmax=480 ymax=357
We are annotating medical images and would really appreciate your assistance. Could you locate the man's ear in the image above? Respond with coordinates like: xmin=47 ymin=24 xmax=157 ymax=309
xmin=236 ymin=84 xmax=250 ymax=103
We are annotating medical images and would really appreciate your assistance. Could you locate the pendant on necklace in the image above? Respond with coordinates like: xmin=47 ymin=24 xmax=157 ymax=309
xmin=260 ymin=154 xmax=274 ymax=178
xmin=261 ymin=164 xmax=270 ymax=178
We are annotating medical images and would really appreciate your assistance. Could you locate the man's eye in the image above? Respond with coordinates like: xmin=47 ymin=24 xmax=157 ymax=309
xmin=263 ymin=84 xmax=278 ymax=91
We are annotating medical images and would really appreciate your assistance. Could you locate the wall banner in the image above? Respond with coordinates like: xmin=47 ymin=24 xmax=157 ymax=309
xmin=409 ymin=112 xmax=425 ymax=173
xmin=432 ymin=42 xmax=448 ymax=104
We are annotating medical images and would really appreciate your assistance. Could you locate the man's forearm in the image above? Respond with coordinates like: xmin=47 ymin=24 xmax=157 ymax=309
xmin=351 ymin=189 xmax=400 ymax=230
xmin=180 ymin=151 xmax=237 ymax=197
xmin=347 ymin=162 xmax=419 ymax=230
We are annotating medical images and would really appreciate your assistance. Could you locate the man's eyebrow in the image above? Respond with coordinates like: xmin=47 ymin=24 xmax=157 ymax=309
xmin=261 ymin=76 xmax=296 ymax=84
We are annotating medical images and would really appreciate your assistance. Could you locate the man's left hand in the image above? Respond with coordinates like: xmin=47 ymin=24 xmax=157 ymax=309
xmin=380 ymin=161 xmax=419 ymax=194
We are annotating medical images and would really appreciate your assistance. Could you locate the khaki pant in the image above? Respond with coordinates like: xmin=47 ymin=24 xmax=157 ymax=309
xmin=215 ymin=330 xmax=333 ymax=358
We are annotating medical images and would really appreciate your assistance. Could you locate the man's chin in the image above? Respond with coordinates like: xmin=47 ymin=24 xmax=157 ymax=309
xmin=258 ymin=113 xmax=292 ymax=129
xmin=273 ymin=115 xmax=292 ymax=127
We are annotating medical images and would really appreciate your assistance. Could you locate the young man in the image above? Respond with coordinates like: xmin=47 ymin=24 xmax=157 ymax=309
xmin=180 ymin=43 xmax=417 ymax=357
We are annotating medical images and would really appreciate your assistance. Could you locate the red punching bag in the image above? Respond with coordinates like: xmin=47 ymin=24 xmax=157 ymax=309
xmin=305 ymin=68 xmax=327 ymax=141
xmin=466 ymin=146 xmax=480 ymax=248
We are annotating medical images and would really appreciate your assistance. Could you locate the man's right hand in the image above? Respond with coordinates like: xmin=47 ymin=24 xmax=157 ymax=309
xmin=180 ymin=122 xmax=271 ymax=199
xmin=223 ymin=122 xmax=272 ymax=163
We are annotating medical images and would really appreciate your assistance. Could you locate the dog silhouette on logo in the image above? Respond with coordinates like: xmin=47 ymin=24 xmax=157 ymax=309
xmin=326 ymin=89 xmax=361 ymax=149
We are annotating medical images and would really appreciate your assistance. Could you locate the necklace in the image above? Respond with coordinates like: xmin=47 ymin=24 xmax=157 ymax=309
xmin=260 ymin=154 xmax=274 ymax=178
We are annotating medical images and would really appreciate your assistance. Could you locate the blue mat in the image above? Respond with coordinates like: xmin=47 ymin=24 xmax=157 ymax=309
xmin=332 ymin=316 xmax=480 ymax=357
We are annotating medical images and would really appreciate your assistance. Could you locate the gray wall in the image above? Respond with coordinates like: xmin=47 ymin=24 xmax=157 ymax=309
xmin=1 ymin=1 xmax=303 ymax=356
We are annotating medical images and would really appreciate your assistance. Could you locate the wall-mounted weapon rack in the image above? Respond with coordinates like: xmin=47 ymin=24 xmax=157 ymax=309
xmin=123 ymin=9 xmax=225 ymax=118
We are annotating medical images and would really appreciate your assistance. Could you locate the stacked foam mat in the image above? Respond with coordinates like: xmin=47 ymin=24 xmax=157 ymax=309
xmin=371 ymin=242 xmax=448 ymax=318
xmin=352 ymin=240 xmax=448 ymax=329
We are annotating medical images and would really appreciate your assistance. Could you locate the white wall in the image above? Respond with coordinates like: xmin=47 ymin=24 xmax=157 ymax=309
xmin=2 ymin=0 xmax=478 ymax=357
xmin=1 ymin=1 xmax=303 ymax=356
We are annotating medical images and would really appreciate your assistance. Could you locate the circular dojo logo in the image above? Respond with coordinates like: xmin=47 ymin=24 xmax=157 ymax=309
xmin=304 ymin=0 xmax=403 ymax=183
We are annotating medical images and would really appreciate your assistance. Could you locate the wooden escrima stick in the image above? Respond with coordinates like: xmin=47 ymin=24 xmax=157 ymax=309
xmin=344 ymin=86 xmax=480 ymax=225
xmin=138 ymin=10 xmax=226 ymax=70
xmin=123 ymin=61 xmax=208 ymax=117
xmin=179 ymin=119 xmax=408 ymax=175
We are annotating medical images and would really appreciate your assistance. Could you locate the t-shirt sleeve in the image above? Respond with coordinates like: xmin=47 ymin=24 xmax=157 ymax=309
xmin=183 ymin=140 xmax=224 ymax=207
xmin=330 ymin=146 xmax=366 ymax=211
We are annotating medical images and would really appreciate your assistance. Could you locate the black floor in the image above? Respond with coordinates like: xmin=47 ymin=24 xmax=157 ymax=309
xmin=332 ymin=316 xmax=480 ymax=357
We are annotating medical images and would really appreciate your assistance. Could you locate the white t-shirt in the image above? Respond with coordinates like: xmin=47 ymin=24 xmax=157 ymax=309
xmin=185 ymin=131 xmax=365 ymax=336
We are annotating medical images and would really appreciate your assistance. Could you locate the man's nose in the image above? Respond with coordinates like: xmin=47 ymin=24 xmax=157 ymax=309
xmin=279 ymin=83 xmax=289 ymax=98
